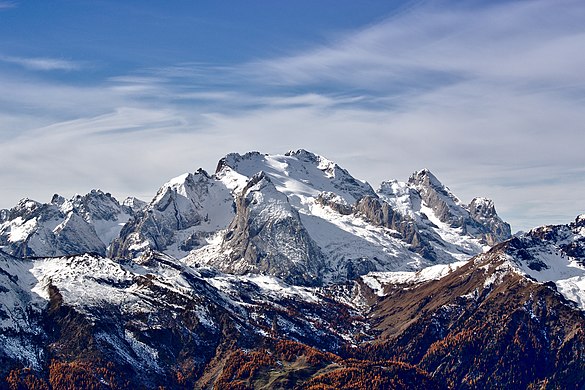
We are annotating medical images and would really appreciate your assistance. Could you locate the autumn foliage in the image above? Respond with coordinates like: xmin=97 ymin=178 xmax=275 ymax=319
xmin=214 ymin=349 xmax=276 ymax=390
xmin=302 ymin=362 xmax=438 ymax=390
xmin=5 ymin=368 xmax=49 ymax=390
xmin=4 ymin=360 xmax=130 ymax=390
xmin=273 ymin=340 xmax=340 ymax=365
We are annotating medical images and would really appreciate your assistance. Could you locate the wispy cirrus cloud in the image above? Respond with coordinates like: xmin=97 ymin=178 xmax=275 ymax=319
xmin=0 ymin=1 xmax=16 ymax=10
xmin=0 ymin=55 xmax=82 ymax=71
xmin=242 ymin=0 xmax=585 ymax=93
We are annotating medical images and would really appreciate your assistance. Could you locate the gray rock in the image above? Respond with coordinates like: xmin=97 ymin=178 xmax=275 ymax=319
xmin=409 ymin=169 xmax=511 ymax=245
xmin=0 ymin=191 xmax=141 ymax=258
xmin=215 ymin=172 xmax=325 ymax=286
xmin=110 ymin=169 xmax=234 ymax=259
xmin=468 ymin=197 xmax=512 ymax=245
xmin=354 ymin=195 xmax=436 ymax=260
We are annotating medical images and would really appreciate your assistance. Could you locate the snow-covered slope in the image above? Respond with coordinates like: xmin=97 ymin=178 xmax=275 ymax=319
xmin=110 ymin=149 xmax=511 ymax=284
xmin=360 ymin=214 xmax=585 ymax=313
xmin=0 ymin=249 xmax=363 ymax=384
xmin=377 ymin=169 xmax=511 ymax=262
xmin=0 ymin=251 xmax=46 ymax=369
xmin=110 ymin=169 xmax=235 ymax=259
xmin=495 ymin=215 xmax=585 ymax=309
xmin=3 ymin=149 xmax=585 ymax=389
xmin=1 ymin=149 xmax=511 ymax=286
xmin=0 ymin=191 xmax=141 ymax=258
xmin=215 ymin=150 xmax=376 ymax=205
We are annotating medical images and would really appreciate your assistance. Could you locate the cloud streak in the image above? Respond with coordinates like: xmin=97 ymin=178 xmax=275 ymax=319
xmin=1 ymin=55 xmax=82 ymax=71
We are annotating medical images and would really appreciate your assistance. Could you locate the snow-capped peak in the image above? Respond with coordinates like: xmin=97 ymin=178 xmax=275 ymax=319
xmin=214 ymin=149 xmax=375 ymax=206
xmin=0 ymin=190 xmax=141 ymax=258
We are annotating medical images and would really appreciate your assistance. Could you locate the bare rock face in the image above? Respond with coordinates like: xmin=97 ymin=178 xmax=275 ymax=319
xmin=0 ymin=193 xmax=128 ymax=258
xmin=354 ymin=196 xmax=435 ymax=260
xmin=69 ymin=190 xmax=130 ymax=223
xmin=408 ymin=169 xmax=467 ymax=227
xmin=110 ymin=169 xmax=234 ymax=259
xmin=216 ymin=172 xmax=324 ymax=286
xmin=408 ymin=169 xmax=511 ymax=246
xmin=468 ymin=197 xmax=512 ymax=245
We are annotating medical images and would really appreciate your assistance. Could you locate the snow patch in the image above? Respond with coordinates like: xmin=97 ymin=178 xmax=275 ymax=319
xmin=362 ymin=261 xmax=468 ymax=296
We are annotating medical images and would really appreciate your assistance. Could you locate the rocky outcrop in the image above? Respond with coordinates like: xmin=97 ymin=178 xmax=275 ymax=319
xmin=216 ymin=172 xmax=325 ymax=286
xmin=408 ymin=169 xmax=468 ymax=227
xmin=354 ymin=195 xmax=435 ymax=260
xmin=468 ymin=197 xmax=512 ymax=245
xmin=0 ymin=190 xmax=143 ymax=258
xmin=315 ymin=192 xmax=353 ymax=215
xmin=110 ymin=169 xmax=234 ymax=259
xmin=408 ymin=169 xmax=511 ymax=245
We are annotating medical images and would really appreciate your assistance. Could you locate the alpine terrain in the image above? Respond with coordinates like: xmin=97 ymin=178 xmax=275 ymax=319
xmin=1 ymin=149 xmax=584 ymax=389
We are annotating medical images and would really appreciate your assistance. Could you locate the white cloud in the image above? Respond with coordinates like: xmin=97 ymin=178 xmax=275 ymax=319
xmin=240 ymin=1 xmax=585 ymax=100
xmin=1 ymin=55 xmax=82 ymax=71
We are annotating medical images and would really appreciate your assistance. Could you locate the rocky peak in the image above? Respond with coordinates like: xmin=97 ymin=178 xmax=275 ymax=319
xmin=378 ymin=180 xmax=401 ymax=196
xmin=216 ymin=150 xmax=376 ymax=205
xmin=468 ymin=197 xmax=511 ymax=245
xmin=11 ymin=198 xmax=43 ymax=220
xmin=408 ymin=169 xmax=465 ymax=228
xmin=408 ymin=169 xmax=453 ymax=197
xmin=148 ymin=170 xmax=214 ymax=228
xmin=122 ymin=197 xmax=147 ymax=213
xmin=354 ymin=195 xmax=434 ymax=260
xmin=70 ymin=189 xmax=124 ymax=223
xmin=469 ymin=197 xmax=496 ymax=219
xmin=111 ymin=169 xmax=234 ymax=260
xmin=0 ymin=190 xmax=140 ymax=258
xmin=482 ymin=216 xmax=585 ymax=308
xmin=284 ymin=148 xmax=319 ymax=163
xmin=50 ymin=194 xmax=66 ymax=207
xmin=215 ymin=151 xmax=264 ymax=175
xmin=215 ymin=172 xmax=324 ymax=286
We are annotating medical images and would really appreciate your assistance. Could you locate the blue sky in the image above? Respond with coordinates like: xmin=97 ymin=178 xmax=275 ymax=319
xmin=1 ymin=0 xmax=584 ymax=231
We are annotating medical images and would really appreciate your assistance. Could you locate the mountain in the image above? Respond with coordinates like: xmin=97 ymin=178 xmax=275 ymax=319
xmin=0 ymin=250 xmax=46 ymax=372
xmin=110 ymin=150 xmax=510 ymax=285
xmin=6 ymin=149 xmax=585 ymax=389
xmin=109 ymin=169 xmax=234 ymax=260
xmin=0 ymin=150 xmax=508 ymax=284
xmin=0 ymin=249 xmax=369 ymax=388
xmin=357 ymin=216 xmax=585 ymax=388
xmin=0 ymin=191 xmax=144 ymax=258
xmin=2 ymin=214 xmax=584 ymax=388
xmin=212 ymin=172 xmax=325 ymax=286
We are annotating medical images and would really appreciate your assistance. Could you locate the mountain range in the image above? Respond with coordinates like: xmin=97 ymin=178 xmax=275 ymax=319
xmin=0 ymin=149 xmax=583 ymax=389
